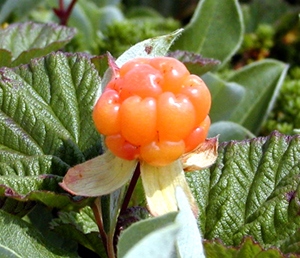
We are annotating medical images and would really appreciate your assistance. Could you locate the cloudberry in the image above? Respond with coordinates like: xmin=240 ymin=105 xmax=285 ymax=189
xmin=93 ymin=56 xmax=211 ymax=166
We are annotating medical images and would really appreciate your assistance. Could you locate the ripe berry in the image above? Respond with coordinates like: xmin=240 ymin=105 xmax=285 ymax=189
xmin=93 ymin=56 xmax=211 ymax=166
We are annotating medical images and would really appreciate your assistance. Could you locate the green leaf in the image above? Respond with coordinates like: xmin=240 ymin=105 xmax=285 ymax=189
xmin=203 ymin=73 xmax=246 ymax=122
xmin=228 ymin=59 xmax=288 ymax=134
xmin=279 ymin=228 xmax=300 ymax=254
xmin=172 ymin=0 xmax=244 ymax=65
xmin=0 ymin=49 xmax=12 ymax=67
xmin=65 ymin=1 xmax=124 ymax=53
xmin=0 ymin=210 xmax=79 ymax=257
xmin=175 ymin=187 xmax=205 ymax=258
xmin=26 ymin=203 xmax=78 ymax=254
xmin=123 ymin=224 xmax=179 ymax=258
xmin=186 ymin=131 xmax=300 ymax=253
xmin=0 ymin=22 xmax=76 ymax=67
xmin=209 ymin=121 xmax=255 ymax=142
xmin=0 ymin=0 xmax=42 ymax=24
xmin=118 ymin=188 xmax=206 ymax=258
xmin=204 ymin=237 xmax=293 ymax=258
xmin=167 ymin=50 xmax=220 ymax=76
xmin=0 ymin=174 xmax=92 ymax=212
xmin=116 ymin=28 xmax=184 ymax=67
xmin=0 ymin=52 xmax=101 ymax=209
xmin=245 ymin=0 xmax=290 ymax=32
xmin=50 ymin=206 xmax=106 ymax=257
xmin=118 ymin=212 xmax=178 ymax=258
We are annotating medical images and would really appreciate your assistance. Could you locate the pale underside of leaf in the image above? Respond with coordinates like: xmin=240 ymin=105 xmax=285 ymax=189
xmin=60 ymin=151 xmax=138 ymax=196
xmin=140 ymin=160 xmax=198 ymax=217
xmin=175 ymin=187 xmax=205 ymax=258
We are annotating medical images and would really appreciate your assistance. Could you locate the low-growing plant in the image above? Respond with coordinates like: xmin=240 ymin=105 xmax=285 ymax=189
xmin=0 ymin=0 xmax=298 ymax=257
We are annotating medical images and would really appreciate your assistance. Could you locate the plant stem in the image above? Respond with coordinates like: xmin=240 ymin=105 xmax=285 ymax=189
xmin=53 ymin=0 xmax=77 ymax=26
xmin=91 ymin=198 xmax=109 ymax=257
xmin=120 ymin=164 xmax=141 ymax=215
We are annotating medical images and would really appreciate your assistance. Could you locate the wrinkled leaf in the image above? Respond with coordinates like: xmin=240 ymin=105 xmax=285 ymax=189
xmin=0 ymin=22 xmax=76 ymax=67
xmin=0 ymin=210 xmax=79 ymax=257
xmin=187 ymin=131 xmax=300 ymax=253
xmin=204 ymin=237 xmax=295 ymax=258
xmin=0 ymin=52 xmax=102 ymax=209
xmin=172 ymin=0 xmax=243 ymax=65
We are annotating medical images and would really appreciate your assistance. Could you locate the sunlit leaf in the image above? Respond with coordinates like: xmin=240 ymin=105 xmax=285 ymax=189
xmin=187 ymin=131 xmax=300 ymax=254
xmin=0 ymin=22 xmax=76 ymax=67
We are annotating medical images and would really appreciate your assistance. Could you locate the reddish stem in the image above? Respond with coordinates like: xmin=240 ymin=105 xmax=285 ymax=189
xmin=53 ymin=0 xmax=77 ymax=26
xmin=120 ymin=164 xmax=141 ymax=215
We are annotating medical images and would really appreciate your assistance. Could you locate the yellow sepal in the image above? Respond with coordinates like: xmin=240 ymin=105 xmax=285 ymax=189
xmin=140 ymin=160 xmax=198 ymax=217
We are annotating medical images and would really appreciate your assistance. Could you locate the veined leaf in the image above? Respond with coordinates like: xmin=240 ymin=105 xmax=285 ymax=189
xmin=0 ymin=22 xmax=76 ymax=67
xmin=187 ymin=131 xmax=300 ymax=253
xmin=204 ymin=237 xmax=295 ymax=258
xmin=0 ymin=210 xmax=79 ymax=257
xmin=0 ymin=52 xmax=101 ymax=209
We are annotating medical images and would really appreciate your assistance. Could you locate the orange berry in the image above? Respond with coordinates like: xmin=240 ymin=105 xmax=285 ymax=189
xmin=119 ymin=58 xmax=151 ymax=77
xmin=184 ymin=116 xmax=211 ymax=152
xmin=157 ymin=92 xmax=196 ymax=141
xmin=149 ymin=57 xmax=190 ymax=93
xmin=140 ymin=139 xmax=185 ymax=166
xmin=180 ymin=75 xmax=211 ymax=125
xmin=92 ymin=90 xmax=121 ymax=135
xmin=93 ymin=56 xmax=212 ymax=166
xmin=118 ymin=64 xmax=163 ymax=100
xmin=120 ymin=96 xmax=157 ymax=146
xmin=105 ymin=134 xmax=139 ymax=160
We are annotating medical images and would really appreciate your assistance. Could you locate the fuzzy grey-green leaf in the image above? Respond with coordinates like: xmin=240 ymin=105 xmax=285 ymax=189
xmin=172 ymin=0 xmax=243 ymax=65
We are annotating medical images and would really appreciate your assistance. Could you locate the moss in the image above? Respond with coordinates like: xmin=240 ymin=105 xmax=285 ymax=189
xmin=262 ymin=67 xmax=300 ymax=135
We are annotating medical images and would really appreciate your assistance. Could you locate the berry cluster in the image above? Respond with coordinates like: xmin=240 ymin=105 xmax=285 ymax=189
xmin=93 ymin=57 xmax=211 ymax=166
